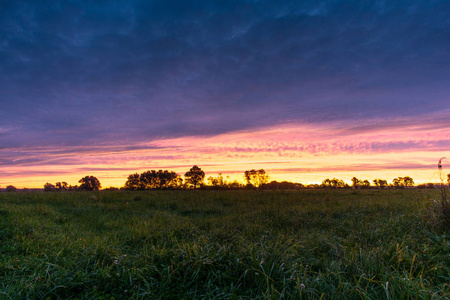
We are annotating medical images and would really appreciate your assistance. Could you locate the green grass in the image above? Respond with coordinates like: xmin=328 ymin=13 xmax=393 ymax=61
xmin=0 ymin=190 xmax=448 ymax=299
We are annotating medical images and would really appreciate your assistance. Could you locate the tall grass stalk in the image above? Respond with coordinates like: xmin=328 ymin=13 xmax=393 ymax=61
xmin=437 ymin=157 xmax=450 ymax=229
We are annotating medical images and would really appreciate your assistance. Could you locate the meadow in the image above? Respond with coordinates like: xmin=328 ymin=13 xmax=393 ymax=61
xmin=0 ymin=189 xmax=448 ymax=299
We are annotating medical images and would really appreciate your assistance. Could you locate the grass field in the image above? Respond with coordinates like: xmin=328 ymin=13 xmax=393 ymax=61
xmin=0 ymin=189 xmax=449 ymax=299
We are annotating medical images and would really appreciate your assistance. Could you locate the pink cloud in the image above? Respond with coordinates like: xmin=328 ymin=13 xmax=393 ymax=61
xmin=2 ymin=113 xmax=448 ymax=188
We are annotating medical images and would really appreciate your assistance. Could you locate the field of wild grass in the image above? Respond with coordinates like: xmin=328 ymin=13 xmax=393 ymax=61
xmin=0 ymin=189 xmax=449 ymax=299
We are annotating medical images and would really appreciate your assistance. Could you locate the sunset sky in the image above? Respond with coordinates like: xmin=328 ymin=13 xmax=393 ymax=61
xmin=1 ymin=1 xmax=450 ymax=188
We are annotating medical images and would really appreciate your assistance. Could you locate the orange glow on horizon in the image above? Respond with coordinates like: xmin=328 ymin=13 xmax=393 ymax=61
xmin=1 ymin=116 xmax=449 ymax=189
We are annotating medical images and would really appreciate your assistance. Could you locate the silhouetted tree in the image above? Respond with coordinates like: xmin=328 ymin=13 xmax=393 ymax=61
xmin=140 ymin=170 xmax=159 ymax=189
xmin=157 ymin=170 xmax=182 ymax=189
xmin=184 ymin=165 xmax=205 ymax=189
xmin=207 ymin=173 xmax=227 ymax=189
xmin=322 ymin=178 xmax=345 ymax=188
xmin=373 ymin=179 xmax=388 ymax=188
xmin=260 ymin=180 xmax=304 ymax=190
xmin=68 ymin=185 xmax=79 ymax=191
xmin=55 ymin=181 xmax=68 ymax=191
xmin=207 ymin=176 xmax=218 ymax=187
xmin=44 ymin=181 xmax=71 ymax=192
xmin=392 ymin=178 xmax=401 ymax=187
xmin=447 ymin=174 xmax=450 ymax=184
xmin=352 ymin=177 xmax=370 ymax=189
xmin=44 ymin=182 xmax=56 ymax=192
xmin=78 ymin=176 xmax=101 ymax=191
xmin=124 ymin=170 xmax=182 ymax=190
xmin=351 ymin=177 xmax=360 ymax=188
xmin=228 ymin=181 xmax=244 ymax=189
xmin=403 ymin=176 xmax=415 ymax=187
xmin=322 ymin=178 xmax=332 ymax=188
xmin=392 ymin=176 xmax=414 ymax=188
xmin=124 ymin=173 xmax=140 ymax=190
xmin=6 ymin=185 xmax=17 ymax=192
xmin=244 ymin=169 xmax=269 ymax=187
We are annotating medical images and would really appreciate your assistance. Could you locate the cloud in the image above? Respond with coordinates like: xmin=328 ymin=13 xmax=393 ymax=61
xmin=1 ymin=1 xmax=450 ymax=149
xmin=272 ymin=162 xmax=433 ymax=174
xmin=1 ymin=116 xmax=448 ymax=181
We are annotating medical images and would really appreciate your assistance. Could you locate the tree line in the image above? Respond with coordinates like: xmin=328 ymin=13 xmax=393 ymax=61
xmin=317 ymin=176 xmax=415 ymax=189
xmin=3 ymin=167 xmax=448 ymax=192
xmin=123 ymin=166 xmax=271 ymax=190
xmin=43 ymin=176 xmax=101 ymax=192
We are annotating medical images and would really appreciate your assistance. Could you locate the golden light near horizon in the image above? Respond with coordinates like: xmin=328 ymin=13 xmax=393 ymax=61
xmin=2 ymin=118 xmax=447 ymax=189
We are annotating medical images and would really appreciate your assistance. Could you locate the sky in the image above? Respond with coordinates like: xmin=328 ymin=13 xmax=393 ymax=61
xmin=1 ymin=0 xmax=450 ymax=188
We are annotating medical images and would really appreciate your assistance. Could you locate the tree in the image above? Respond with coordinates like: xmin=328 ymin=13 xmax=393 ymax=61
xmin=124 ymin=173 xmax=140 ymax=190
xmin=207 ymin=173 xmax=227 ymax=189
xmin=392 ymin=176 xmax=415 ymax=188
xmin=362 ymin=180 xmax=371 ymax=188
xmin=447 ymin=173 xmax=450 ymax=184
xmin=55 ymin=181 xmax=68 ymax=191
xmin=68 ymin=185 xmax=79 ymax=191
xmin=228 ymin=181 xmax=244 ymax=189
xmin=6 ymin=185 xmax=17 ymax=192
xmin=351 ymin=177 xmax=360 ymax=188
xmin=208 ymin=176 xmax=218 ymax=187
xmin=184 ymin=165 xmax=205 ymax=189
xmin=261 ymin=180 xmax=304 ymax=190
xmin=402 ymin=176 xmax=415 ymax=187
xmin=78 ymin=176 xmax=101 ymax=191
xmin=157 ymin=170 xmax=182 ymax=189
xmin=332 ymin=178 xmax=345 ymax=188
xmin=321 ymin=178 xmax=346 ymax=188
xmin=244 ymin=169 xmax=269 ymax=187
xmin=373 ymin=179 xmax=388 ymax=188
xmin=352 ymin=177 xmax=370 ymax=189
xmin=322 ymin=178 xmax=332 ymax=188
xmin=140 ymin=170 xmax=159 ymax=189
xmin=124 ymin=170 xmax=183 ymax=190
xmin=44 ymin=182 xmax=56 ymax=192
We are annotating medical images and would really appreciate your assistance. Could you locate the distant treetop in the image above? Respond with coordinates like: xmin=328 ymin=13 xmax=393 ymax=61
xmin=184 ymin=165 xmax=205 ymax=189
xmin=244 ymin=169 xmax=269 ymax=187
xmin=78 ymin=176 xmax=101 ymax=191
